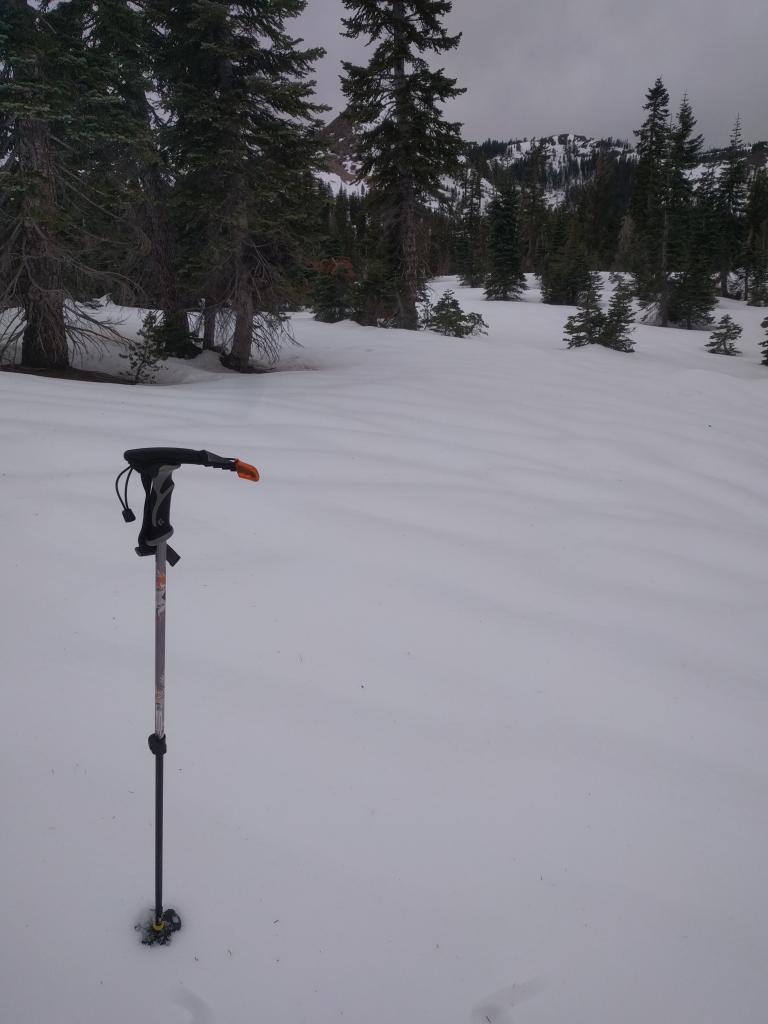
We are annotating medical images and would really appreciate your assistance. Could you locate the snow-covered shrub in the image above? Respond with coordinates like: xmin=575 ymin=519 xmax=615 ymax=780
xmin=422 ymin=291 xmax=488 ymax=338
xmin=121 ymin=312 xmax=167 ymax=383
xmin=706 ymin=314 xmax=742 ymax=356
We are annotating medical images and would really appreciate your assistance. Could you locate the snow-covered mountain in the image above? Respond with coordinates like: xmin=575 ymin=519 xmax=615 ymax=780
xmin=488 ymin=133 xmax=635 ymax=178
xmin=317 ymin=113 xmax=366 ymax=197
xmin=319 ymin=114 xmax=767 ymax=200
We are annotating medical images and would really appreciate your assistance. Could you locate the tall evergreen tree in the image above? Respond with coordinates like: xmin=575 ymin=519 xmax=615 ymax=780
xmin=630 ymin=78 xmax=673 ymax=324
xmin=540 ymin=210 xmax=590 ymax=305
xmin=341 ymin=0 xmax=465 ymax=330
xmin=667 ymin=94 xmax=703 ymax=270
xmin=745 ymin=169 xmax=768 ymax=306
xmin=669 ymin=165 xmax=718 ymax=329
xmin=670 ymin=96 xmax=702 ymax=173
xmin=574 ymin=150 xmax=632 ymax=268
xmin=347 ymin=194 xmax=395 ymax=326
xmin=602 ymin=277 xmax=635 ymax=352
xmin=0 ymin=1 xmax=142 ymax=368
xmin=716 ymin=115 xmax=749 ymax=297
xmin=0 ymin=0 xmax=68 ymax=367
xmin=455 ymin=166 xmax=487 ymax=287
xmin=665 ymin=96 xmax=718 ymax=328
xmin=75 ymin=0 xmax=197 ymax=355
xmin=563 ymin=273 xmax=605 ymax=348
xmin=79 ymin=2 xmax=153 ymax=286
xmin=426 ymin=201 xmax=457 ymax=277
xmin=484 ymin=181 xmax=525 ymax=300
xmin=149 ymin=1 xmax=325 ymax=370
xmin=632 ymin=78 xmax=671 ymax=231
xmin=311 ymin=255 xmax=356 ymax=323
xmin=519 ymin=140 xmax=548 ymax=273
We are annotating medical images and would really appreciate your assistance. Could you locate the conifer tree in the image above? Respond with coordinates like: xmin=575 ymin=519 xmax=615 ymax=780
xmin=667 ymin=94 xmax=703 ymax=273
xmin=716 ymin=115 xmax=749 ymax=298
xmin=77 ymin=0 xmax=196 ymax=354
xmin=630 ymin=78 xmax=673 ymax=324
xmin=760 ymin=316 xmax=768 ymax=365
xmin=0 ymin=1 xmax=70 ymax=367
xmin=564 ymin=273 xmax=605 ymax=348
xmin=575 ymin=151 xmax=629 ymax=268
xmin=347 ymin=199 xmax=394 ymax=326
xmin=426 ymin=200 xmax=456 ymax=277
xmin=669 ymin=95 xmax=704 ymax=175
xmin=632 ymin=78 xmax=671 ymax=233
xmin=311 ymin=258 xmax=356 ymax=323
xmin=149 ymin=1 xmax=325 ymax=370
xmin=669 ymin=169 xmax=717 ymax=329
xmin=519 ymin=140 xmax=549 ymax=272
xmin=331 ymin=188 xmax=358 ymax=260
xmin=0 ymin=1 xmax=143 ymax=368
xmin=615 ymin=213 xmax=636 ymax=270
xmin=484 ymin=181 xmax=525 ymax=300
xmin=455 ymin=166 xmax=487 ymax=286
xmin=79 ymin=2 xmax=154 ymax=278
xmin=706 ymin=314 xmax=742 ymax=355
xmin=745 ymin=169 xmax=768 ymax=305
xmin=341 ymin=0 xmax=465 ymax=330
xmin=601 ymin=277 xmax=636 ymax=351
xmin=540 ymin=211 xmax=590 ymax=305
xmin=669 ymin=242 xmax=717 ymax=329
xmin=422 ymin=289 xmax=487 ymax=337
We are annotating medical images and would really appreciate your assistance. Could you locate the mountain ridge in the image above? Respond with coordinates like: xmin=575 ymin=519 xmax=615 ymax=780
xmin=320 ymin=113 xmax=768 ymax=197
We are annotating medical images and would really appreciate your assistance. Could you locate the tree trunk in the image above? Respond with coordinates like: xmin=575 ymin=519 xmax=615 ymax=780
xmin=17 ymin=68 xmax=68 ymax=368
xmin=720 ymin=268 xmax=729 ymax=298
xmin=658 ymin=188 xmax=670 ymax=328
xmin=141 ymin=165 xmax=187 ymax=332
xmin=21 ymin=283 xmax=68 ymax=369
xmin=396 ymin=197 xmax=420 ymax=330
xmin=202 ymin=299 xmax=217 ymax=350
xmin=226 ymin=284 xmax=253 ymax=371
xmin=161 ymin=308 xmax=189 ymax=342
xmin=392 ymin=0 xmax=419 ymax=331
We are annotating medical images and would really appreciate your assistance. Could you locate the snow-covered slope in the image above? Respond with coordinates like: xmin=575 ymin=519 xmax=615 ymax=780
xmin=491 ymin=132 xmax=635 ymax=177
xmin=320 ymin=113 xmax=767 ymax=202
xmin=2 ymin=282 xmax=767 ymax=1024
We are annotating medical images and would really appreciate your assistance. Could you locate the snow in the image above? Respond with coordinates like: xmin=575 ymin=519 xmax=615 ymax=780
xmin=2 ymin=279 xmax=767 ymax=1024
xmin=491 ymin=134 xmax=636 ymax=173
xmin=315 ymin=169 xmax=367 ymax=197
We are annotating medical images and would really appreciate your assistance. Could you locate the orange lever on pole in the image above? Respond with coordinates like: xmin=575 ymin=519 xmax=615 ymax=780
xmin=235 ymin=459 xmax=259 ymax=482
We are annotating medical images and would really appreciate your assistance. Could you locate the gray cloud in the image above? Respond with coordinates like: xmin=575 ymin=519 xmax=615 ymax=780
xmin=295 ymin=0 xmax=768 ymax=147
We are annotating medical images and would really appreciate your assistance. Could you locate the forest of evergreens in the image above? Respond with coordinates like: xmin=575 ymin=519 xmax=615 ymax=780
xmin=2 ymin=1 xmax=767 ymax=374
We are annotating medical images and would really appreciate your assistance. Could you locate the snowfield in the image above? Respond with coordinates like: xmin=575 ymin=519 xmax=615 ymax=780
xmin=1 ymin=279 xmax=767 ymax=1024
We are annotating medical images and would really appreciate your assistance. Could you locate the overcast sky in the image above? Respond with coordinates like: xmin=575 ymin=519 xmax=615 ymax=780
xmin=295 ymin=0 xmax=768 ymax=148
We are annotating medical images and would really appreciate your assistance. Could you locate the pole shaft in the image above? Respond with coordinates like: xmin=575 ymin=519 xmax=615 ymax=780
xmin=155 ymin=543 xmax=167 ymax=738
xmin=154 ymin=542 xmax=167 ymax=925
xmin=155 ymin=747 xmax=164 ymax=923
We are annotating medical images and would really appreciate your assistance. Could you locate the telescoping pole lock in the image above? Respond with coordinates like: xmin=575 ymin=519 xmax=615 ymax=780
xmin=115 ymin=448 xmax=259 ymax=945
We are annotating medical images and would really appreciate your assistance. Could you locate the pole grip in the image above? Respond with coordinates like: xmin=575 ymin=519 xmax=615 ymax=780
xmin=136 ymin=466 xmax=177 ymax=556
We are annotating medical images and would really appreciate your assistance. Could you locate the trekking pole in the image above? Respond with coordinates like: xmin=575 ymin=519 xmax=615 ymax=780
xmin=115 ymin=448 xmax=259 ymax=945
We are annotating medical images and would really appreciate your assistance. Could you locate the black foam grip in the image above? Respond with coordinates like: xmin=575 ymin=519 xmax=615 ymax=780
xmin=124 ymin=448 xmax=237 ymax=472
xmin=136 ymin=468 xmax=175 ymax=555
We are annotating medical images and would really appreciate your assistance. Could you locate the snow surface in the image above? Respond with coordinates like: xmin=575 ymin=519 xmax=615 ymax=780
xmin=315 ymin=169 xmax=367 ymax=197
xmin=2 ymin=279 xmax=768 ymax=1024
xmin=492 ymin=134 xmax=635 ymax=176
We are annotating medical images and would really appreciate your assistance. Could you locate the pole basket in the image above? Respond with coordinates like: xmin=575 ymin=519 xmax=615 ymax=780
xmin=137 ymin=908 xmax=182 ymax=946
